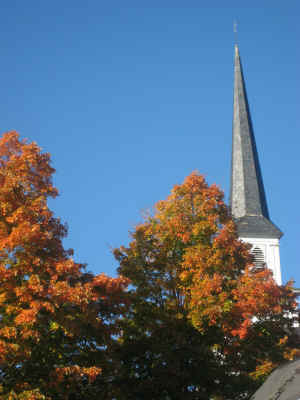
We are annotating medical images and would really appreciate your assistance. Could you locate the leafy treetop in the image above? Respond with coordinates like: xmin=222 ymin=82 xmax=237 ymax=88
xmin=0 ymin=132 xmax=129 ymax=400
xmin=114 ymin=172 xmax=299 ymax=399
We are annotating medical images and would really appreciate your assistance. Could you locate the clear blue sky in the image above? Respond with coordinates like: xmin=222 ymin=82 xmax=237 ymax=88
xmin=1 ymin=1 xmax=299 ymax=286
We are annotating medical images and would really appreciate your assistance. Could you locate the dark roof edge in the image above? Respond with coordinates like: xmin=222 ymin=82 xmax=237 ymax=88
xmin=235 ymin=215 xmax=283 ymax=239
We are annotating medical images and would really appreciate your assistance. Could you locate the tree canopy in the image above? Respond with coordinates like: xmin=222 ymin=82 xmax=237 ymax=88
xmin=113 ymin=172 xmax=299 ymax=399
xmin=0 ymin=132 xmax=128 ymax=399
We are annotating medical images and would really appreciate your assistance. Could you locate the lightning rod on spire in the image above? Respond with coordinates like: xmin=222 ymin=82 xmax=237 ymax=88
xmin=233 ymin=20 xmax=238 ymax=46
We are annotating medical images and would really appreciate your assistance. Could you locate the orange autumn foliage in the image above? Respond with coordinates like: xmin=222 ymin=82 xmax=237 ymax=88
xmin=115 ymin=172 xmax=299 ymax=398
xmin=0 ymin=132 xmax=129 ymax=399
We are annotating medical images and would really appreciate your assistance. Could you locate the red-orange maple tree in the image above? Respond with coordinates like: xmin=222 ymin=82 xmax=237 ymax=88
xmin=114 ymin=172 xmax=299 ymax=399
xmin=0 ymin=132 xmax=128 ymax=399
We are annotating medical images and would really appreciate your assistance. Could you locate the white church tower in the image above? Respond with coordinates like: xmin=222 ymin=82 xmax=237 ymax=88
xmin=230 ymin=45 xmax=283 ymax=285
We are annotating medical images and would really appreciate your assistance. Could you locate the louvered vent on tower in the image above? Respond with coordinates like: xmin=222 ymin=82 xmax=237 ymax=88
xmin=252 ymin=247 xmax=265 ymax=268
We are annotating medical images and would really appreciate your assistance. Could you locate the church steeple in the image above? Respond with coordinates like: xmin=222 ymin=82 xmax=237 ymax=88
xmin=230 ymin=45 xmax=282 ymax=240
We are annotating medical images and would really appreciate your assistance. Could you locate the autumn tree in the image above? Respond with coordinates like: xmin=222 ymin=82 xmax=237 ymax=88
xmin=0 ymin=132 xmax=129 ymax=400
xmin=113 ymin=172 xmax=299 ymax=399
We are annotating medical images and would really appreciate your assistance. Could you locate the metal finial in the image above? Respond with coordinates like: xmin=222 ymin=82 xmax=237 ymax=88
xmin=233 ymin=20 xmax=238 ymax=45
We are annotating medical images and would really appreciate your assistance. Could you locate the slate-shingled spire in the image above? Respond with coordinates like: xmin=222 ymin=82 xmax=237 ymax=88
xmin=230 ymin=45 xmax=282 ymax=239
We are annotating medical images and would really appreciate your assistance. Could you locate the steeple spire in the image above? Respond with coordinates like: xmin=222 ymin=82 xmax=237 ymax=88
xmin=230 ymin=45 xmax=282 ymax=239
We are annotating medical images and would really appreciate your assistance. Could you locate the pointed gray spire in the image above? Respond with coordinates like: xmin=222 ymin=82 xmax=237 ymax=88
xmin=230 ymin=45 xmax=282 ymax=239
